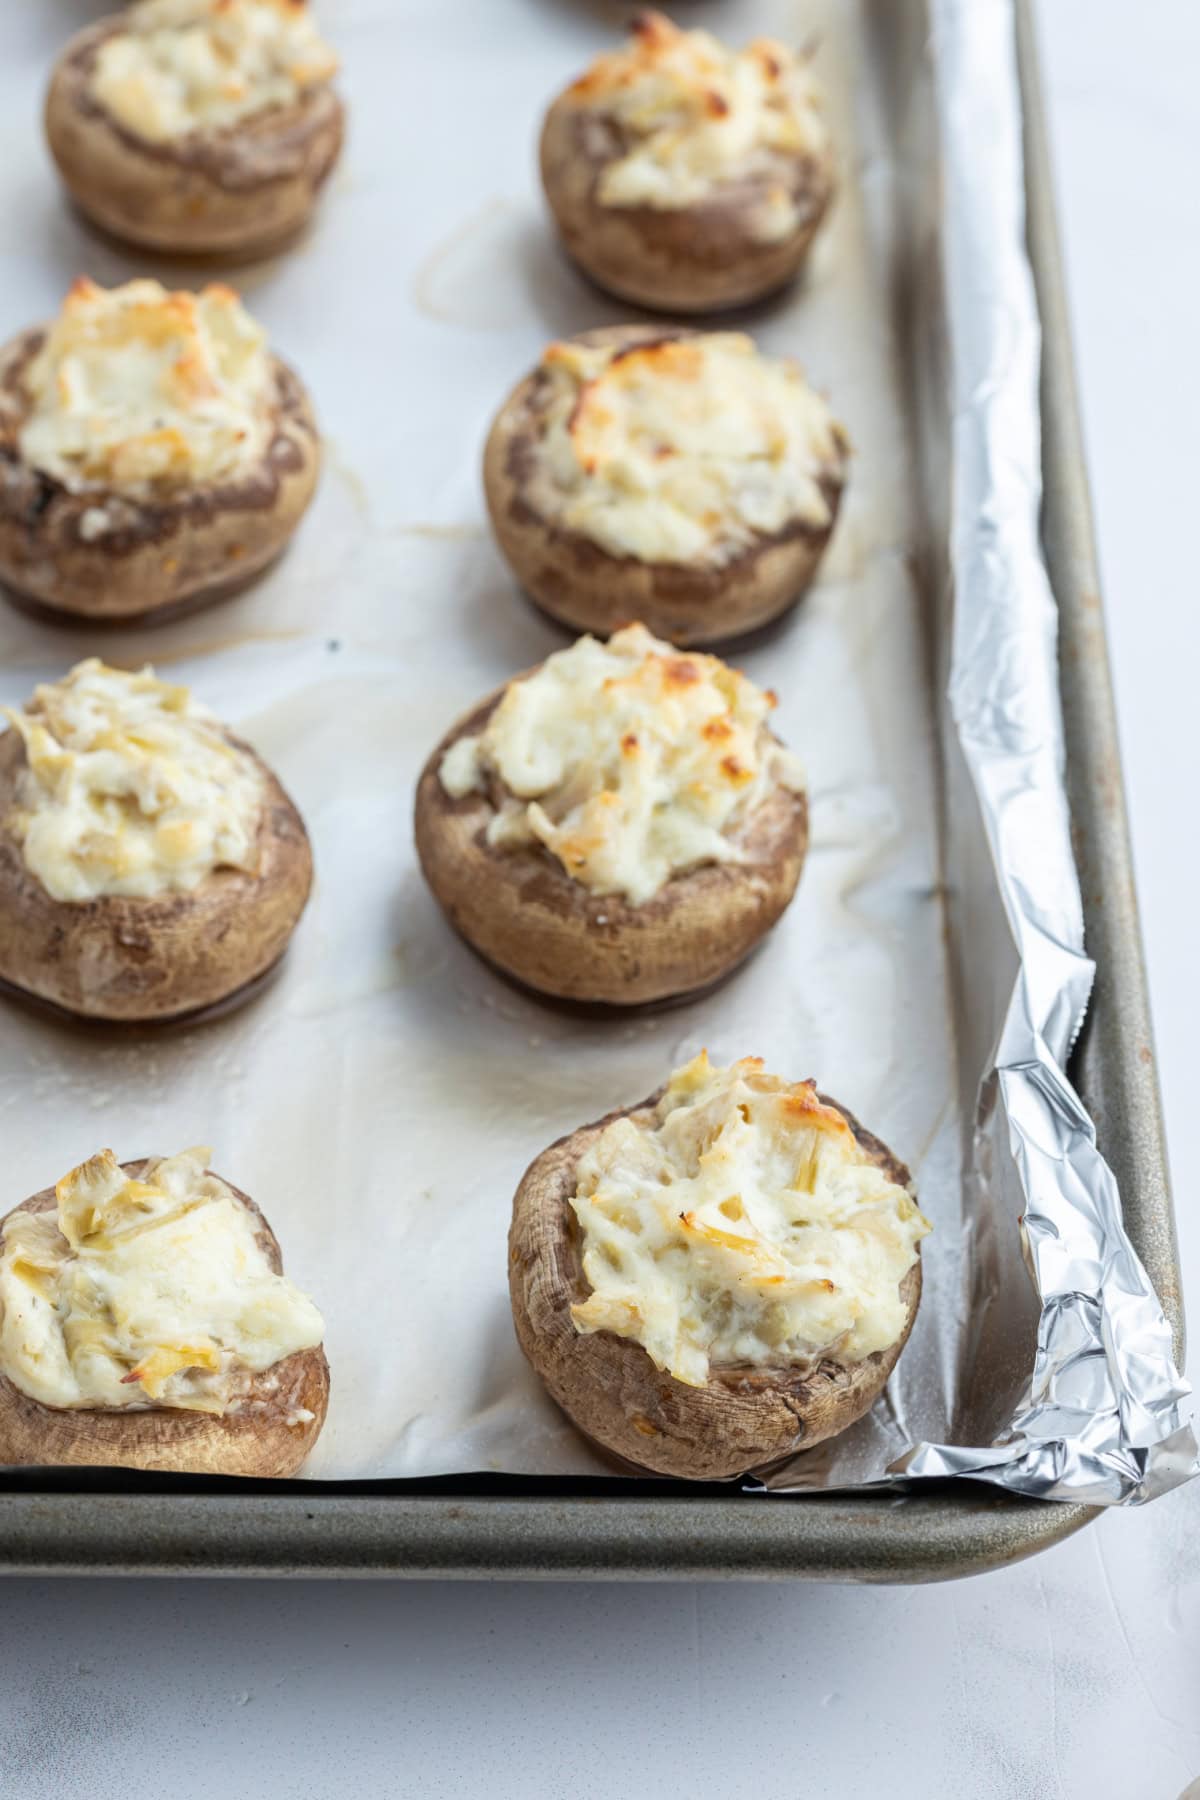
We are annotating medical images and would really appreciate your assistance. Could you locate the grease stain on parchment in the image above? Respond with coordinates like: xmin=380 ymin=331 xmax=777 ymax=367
xmin=123 ymin=627 xmax=309 ymax=668
xmin=391 ymin=520 xmax=485 ymax=543
xmin=411 ymin=193 xmax=614 ymax=336
xmin=322 ymin=434 xmax=373 ymax=522
xmin=413 ymin=196 xmax=527 ymax=329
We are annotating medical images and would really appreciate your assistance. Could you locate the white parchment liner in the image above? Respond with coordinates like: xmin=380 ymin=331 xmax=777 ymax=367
xmin=0 ymin=0 xmax=1190 ymax=1502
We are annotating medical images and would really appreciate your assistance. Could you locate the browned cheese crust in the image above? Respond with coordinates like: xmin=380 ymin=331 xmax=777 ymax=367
xmin=0 ymin=327 xmax=320 ymax=622
xmin=0 ymin=1162 xmax=329 ymax=1477
xmin=0 ymin=726 xmax=313 ymax=1022
xmin=509 ymin=1094 xmax=922 ymax=1480
xmin=415 ymin=684 xmax=807 ymax=1008
xmin=483 ymin=326 xmax=848 ymax=649
xmin=44 ymin=17 xmax=345 ymax=260
xmin=539 ymin=97 xmax=834 ymax=314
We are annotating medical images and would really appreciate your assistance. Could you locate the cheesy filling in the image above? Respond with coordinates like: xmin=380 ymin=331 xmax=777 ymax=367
xmin=0 ymin=1148 xmax=324 ymax=1413
xmin=566 ymin=11 xmax=828 ymax=230
xmin=91 ymin=0 xmax=339 ymax=143
xmin=571 ymin=1054 xmax=931 ymax=1387
xmin=4 ymin=660 xmax=264 ymax=904
xmin=440 ymin=625 xmax=803 ymax=906
xmin=525 ymin=333 xmax=844 ymax=567
xmin=18 ymin=278 xmax=274 ymax=496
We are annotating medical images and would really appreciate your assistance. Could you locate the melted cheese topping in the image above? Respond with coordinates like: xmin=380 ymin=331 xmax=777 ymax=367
xmin=0 ymin=1148 xmax=323 ymax=1413
xmin=440 ymin=624 xmax=803 ymax=906
xmin=565 ymin=11 xmax=827 ymax=228
xmin=18 ymin=278 xmax=274 ymax=496
xmin=91 ymin=0 xmax=338 ymax=143
xmin=5 ymin=660 xmax=264 ymax=904
xmin=571 ymin=1054 xmax=931 ymax=1386
xmin=524 ymin=333 xmax=844 ymax=566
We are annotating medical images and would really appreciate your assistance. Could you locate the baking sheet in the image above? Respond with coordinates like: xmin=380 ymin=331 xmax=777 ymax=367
xmin=11 ymin=0 xmax=1190 ymax=1508
xmin=0 ymin=0 xmax=971 ymax=1482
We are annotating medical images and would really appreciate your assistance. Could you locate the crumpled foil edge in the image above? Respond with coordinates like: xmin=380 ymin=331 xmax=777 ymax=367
xmin=891 ymin=0 xmax=1197 ymax=1504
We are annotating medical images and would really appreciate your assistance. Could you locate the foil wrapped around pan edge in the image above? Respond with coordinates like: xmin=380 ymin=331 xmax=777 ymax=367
xmin=890 ymin=0 xmax=1195 ymax=1504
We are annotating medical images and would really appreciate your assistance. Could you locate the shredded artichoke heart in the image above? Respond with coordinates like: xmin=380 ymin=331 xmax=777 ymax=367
xmin=439 ymin=624 xmax=804 ymax=905
xmin=0 ymin=1147 xmax=323 ymax=1413
xmin=4 ymin=659 xmax=264 ymax=903
xmin=91 ymin=0 xmax=338 ymax=143
xmin=524 ymin=332 xmax=844 ymax=566
xmin=18 ymin=277 xmax=273 ymax=495
xmin=569 ymin=1053 xmax=931 ymax=1386
xmin=566 ymin=12 xmax=827 ymax=225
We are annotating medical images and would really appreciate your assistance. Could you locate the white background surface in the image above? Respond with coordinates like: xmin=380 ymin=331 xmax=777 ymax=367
xmin=2 ymin=2 xmax=1199 ymax=1796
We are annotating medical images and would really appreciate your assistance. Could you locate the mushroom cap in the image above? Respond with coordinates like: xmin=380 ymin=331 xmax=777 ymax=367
xmin=0 ymin=1162 xmax=329 ymax=1477
xmin=483 ymin=325 xmax=847 ymax=649
xmin=0 ymin=326 xmax=321 ymax=624
xmin=0 ymin=725 xmax=313 ymax=1023
xmin=44 ymin=16 xmax=345 ymax=260
xmin=509 ymin=1092 xmax=922 ymax=1480
xmin=539 ymin=95 xmax=834 ymax=314
xmin=414 ymin=684 xmax=808 ymax=1008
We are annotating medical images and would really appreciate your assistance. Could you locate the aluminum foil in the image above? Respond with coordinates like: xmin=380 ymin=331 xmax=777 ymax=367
xmin=886 ymin=0 xmax=1197 ymax=1504
xmin=0 ymin=0 xmax=1191 ymax=1503
xmin=768 ymin=0 xmax=1196 ymax=1503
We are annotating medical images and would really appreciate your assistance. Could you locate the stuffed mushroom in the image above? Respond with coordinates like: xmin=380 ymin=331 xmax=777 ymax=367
xmin=483 ymin=326 xmax=848 ymax=647
xmin=0 ymin=659 xmax=312 ymax=1023
xmin=0 ymin=277 xmax=320 ymax=622
xmin=0 ymin=1146 xmax=328 ymax=1476
xmin=45 ymin=0 xmax=344 ymax=260
xmin=540 ymin=12 xmax=835 ymax=314
xmin=509 ymin=1053 xmax=930 ymax=1480
xmin=414 ymin=624 xmax=807 ymax=1007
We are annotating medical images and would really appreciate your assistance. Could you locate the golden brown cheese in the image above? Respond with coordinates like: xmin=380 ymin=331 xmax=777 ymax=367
xmin=570 ymin=1053 xmax=930 ymax=1386
xmin=4 ymin=659 xmax=264 ymax=903
xmin=18 ymin=277 xmax=274 ymax=496
xmin=0 ymin=1148 xmax=324 ymax=1413
xmin=439 ymin=624 xmax=804 ymax=905
xmin=92 ymin=0 xmax=339 ymax=143
xmin=565 ymin=11 xmax=828 ymax=232
xmin=526 ymin=333 xmax=844 ymax=566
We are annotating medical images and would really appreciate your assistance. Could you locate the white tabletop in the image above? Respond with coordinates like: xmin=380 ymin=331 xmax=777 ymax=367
xmin=2 ymin=4 xmax=1198 ymax=1796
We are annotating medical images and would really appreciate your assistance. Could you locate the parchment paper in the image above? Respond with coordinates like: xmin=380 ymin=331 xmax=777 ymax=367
xmin=0 ymin=0 xmax=984 ymax=1482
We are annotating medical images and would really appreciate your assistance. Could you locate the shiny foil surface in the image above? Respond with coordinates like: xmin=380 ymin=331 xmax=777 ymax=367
xmin=769 ymin=0 xmax=1196 ymax=1502
xmin=890 ymin=0 xmax=1196 ymax=1504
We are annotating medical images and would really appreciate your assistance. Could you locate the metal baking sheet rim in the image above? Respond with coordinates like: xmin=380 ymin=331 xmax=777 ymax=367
xmin=0 ymin=0 xmax=1186 ymax=1581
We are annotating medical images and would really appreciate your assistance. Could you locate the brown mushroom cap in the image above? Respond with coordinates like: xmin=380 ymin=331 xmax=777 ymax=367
xmin=0 ymin=327 xmax=320 ymax=623
xmin=44 ymin=17 xmax=345 ymax=261
xmin=414 ymin=683 xmax=808 ymax=1008
xmin=509 ymin=1092 xmax=922 ymax=1481
xmin=0 ymin=725 xmax=313 ymax=1023
xmin=483 ymin=326 xmax=847 ymax=649
xmin=539 ymin=96 xmax=834 ymax=314
xmin=0 ymin=1162 xmax=329 ymax=1477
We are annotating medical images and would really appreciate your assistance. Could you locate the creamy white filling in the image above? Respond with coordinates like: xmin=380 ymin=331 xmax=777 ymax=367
xmin=18 ymin=277 xmax=274 ymax=497
xmin=439 ymin=625 xmax=804 ymax=905
xmin=523 ymin=332 xmax=844 ymax=567
xmin=0 ymin=1147 xmax=324 ymax=1413
xmin=91 ymin=0 xmax=339 ymax=143
xmin=570 ymin=1053 xmax=931 ymax=1386
xmin=5 ymin=659 xmax=265 ymax=904
xmin=566 ymin=12 xmax=828 ymax=227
